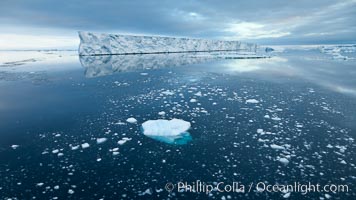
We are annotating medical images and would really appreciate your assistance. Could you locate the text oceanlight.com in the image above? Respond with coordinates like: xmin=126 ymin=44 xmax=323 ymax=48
xmin=165 ymin=181 xmax=349 ymax=195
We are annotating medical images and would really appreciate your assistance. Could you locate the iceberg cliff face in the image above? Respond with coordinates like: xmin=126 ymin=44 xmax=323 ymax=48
xmin=78 ymin=31 xmax=258 ymax=56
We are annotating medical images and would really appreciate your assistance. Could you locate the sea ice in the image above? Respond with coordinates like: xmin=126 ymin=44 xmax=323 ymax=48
xmin=161 ymin=90 xmax=175 ymax=95
xmin=278 ymin=157 xmax=290 ymax=165
xmin=270 ymin=144 xmax=286 ymax=150
xmin=283 ymin=192 xmax=291 ymax=198
xmin=141 ymin=119 xmax=192 ymax=145
xmin=118 ymin=137 xmax=131 ymax=145
xmin=246 ymin=99 xmax=259 ymax=104
xmin=158 ymin=111 xmax=166 ymax=115
xmin=71 ymin=145 xmax=80 ymax=150
xmin=81 ymin=143 xmax=90 ymax=149
xmin=96 ymin=138 xmax=108 ymax=144
xmin=194 ymin=91 xmax=202 ymax=96
xmin=126 ymin=117 xmax=137 ymax=123
xmin=36 ymin=183 xmax=44 ymax=187
xmin=142 ymin=119 xmax=190 ymax=136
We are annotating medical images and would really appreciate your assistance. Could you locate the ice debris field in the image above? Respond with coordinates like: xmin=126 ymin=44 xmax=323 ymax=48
xmin=0 ymin=44 xmax=355 ymax=199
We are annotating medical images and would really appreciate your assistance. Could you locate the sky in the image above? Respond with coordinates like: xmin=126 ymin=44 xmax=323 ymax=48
xmin=0 ymin=0 xmax=355 ymax=50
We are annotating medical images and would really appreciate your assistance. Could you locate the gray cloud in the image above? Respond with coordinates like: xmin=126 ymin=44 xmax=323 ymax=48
xmin=0 ymin=0 xmax=355 ymax=45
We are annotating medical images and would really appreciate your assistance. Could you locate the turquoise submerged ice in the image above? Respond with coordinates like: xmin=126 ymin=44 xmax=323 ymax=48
xmin=141 ymin=119 xmax=192 ymax=145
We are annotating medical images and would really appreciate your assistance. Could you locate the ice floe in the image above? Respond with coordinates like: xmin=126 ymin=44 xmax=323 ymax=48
xmin=81 ymin=143 xmax=90 ymax=149
xmin=96 ymin=138 xmax=108 ymax=144
xmin=118 ymin=137 xmax=132 ymax=145
xmin=141 ymin=119 xmax=192 ymax=145
xmin=246 ymin=99 xmax=259 ymax=104
xmin=126 ymin=117 xmax=137 ymax=123
xmin=270 ymin=144 xmax=286 ymax=150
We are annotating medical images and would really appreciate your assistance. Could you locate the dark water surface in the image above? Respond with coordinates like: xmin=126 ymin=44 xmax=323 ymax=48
xmin=0 ymin=48 xmax=355 ymax=199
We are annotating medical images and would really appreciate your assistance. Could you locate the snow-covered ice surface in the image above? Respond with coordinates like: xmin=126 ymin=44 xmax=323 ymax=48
xmin=142 ymin=119 xmax=192 ymax=145
xmin=78 ymin=31 xmax=258 ymax=56
xmin=0 ymin=45 xmax=356 ymax=199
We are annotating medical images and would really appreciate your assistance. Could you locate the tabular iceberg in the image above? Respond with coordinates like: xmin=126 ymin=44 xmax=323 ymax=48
xmin=78 ymin=31 xmax=258 ymax=56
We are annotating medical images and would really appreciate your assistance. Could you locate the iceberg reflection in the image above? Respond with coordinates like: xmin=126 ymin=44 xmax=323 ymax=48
xmin=79 ymin=52 xmax=268 ymax=78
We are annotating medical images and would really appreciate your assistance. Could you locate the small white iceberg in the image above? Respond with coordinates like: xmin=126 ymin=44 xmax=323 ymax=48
xmin=141 ymin=119 xmax=192 ymax=145
xmin=246 ymin=99 xmax=259 ymax=104
xmin=96 ymin=138 xmax=108 ymax=144
xmin=126 ymin=117 xmax=137 ymax=124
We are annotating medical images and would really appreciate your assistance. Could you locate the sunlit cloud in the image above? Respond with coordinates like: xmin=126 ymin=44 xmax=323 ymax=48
xmin=224 ymin=22 xmax=291 ymax=40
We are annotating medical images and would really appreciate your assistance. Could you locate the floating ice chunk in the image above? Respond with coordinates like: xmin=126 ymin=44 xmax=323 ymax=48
xmin=71 ymin=145 xmax=80 ymax=150
xmin=283 ymin=192 xmax=291 ymax=198
xmin=257 ymin=129 xmax=264 ymax=134
xmin=271 ymin=117 xmax=282 ymax=121
xmin=68 ymin=189 xmax=75 ymax=194
xmin=278 ymin=157 xmax=290 ymax=165
xmin=118 ymin=137 xmax=132 ymax=145
xmin=258 ymin=138 xmax=269 ymax=142
xmin=246 ymin=99 xmax=259 ymax=104
xmin=11 ymin=145 xmax=19 ymax=149
xmin=325 ymin=194 xmax=332 ymax=199
xmin=140 ymin=73 xmax=148 ymax=76
xmin=296 ymin=124 xmax=303 ymax=128
xmin=142 ymin=119 xmax=192 ymax=145
xmin=270 ymin=144 xmax=286 ymax=150
xmin=138 ymin=188 xmax=153 ymax=196
xmin=36 ymin=183 xmax=44 ymax=187
xmin=194 ymin=91 xmax=202 ymax=96
xmin=52 ymin=149 xmax=59 ymax=154
xmin=81 ymin=143 xmax=90 ymax=149
xmin=190 ymin=99 xmax=197 ymax=103
xmin=96 ymin=138 xmax=108 ymax=144
xmin=158 ymin=111 xmax=166 ymax=116
xmin=264 ymin=115 xmax=270 ymax=119
xmin=126 ymin=117 xmax=137 ymax=123
xmin=161 ymin=90 xmax=174 ymax=95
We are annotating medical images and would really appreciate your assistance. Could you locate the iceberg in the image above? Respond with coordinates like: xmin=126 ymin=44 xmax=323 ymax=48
xmin=78 ymin=31 xmax=258 ymax=56
xmin=141 ymin=119 xmax=192 ymax=145
xmin=319 ymin=44 xmax=356 ymax=60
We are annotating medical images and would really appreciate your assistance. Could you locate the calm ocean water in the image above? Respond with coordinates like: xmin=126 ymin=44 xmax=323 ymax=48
xmin=0 ymin=47 xmax=355 ymax=199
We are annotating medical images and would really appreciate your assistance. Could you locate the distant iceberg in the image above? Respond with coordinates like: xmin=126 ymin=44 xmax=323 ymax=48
xmin=319 ymin=44 xmax=356 ymax=60
xmin=78 ymin=31 xmax=258 ymax=56
xmin=141 ymin=119 xmax=192 ymax=145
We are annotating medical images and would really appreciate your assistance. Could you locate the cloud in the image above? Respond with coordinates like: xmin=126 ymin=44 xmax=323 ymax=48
xmin=224 ymin=22 xmax=291 ymax=39
xmin=0 ymin=0 xmax=355 ymax=48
